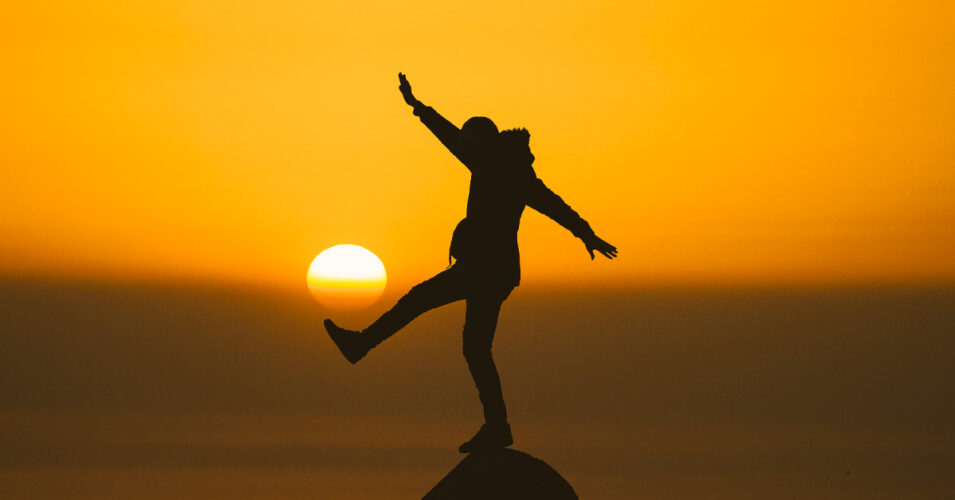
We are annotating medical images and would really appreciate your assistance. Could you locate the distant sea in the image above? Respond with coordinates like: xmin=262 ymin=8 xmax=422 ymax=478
xmin=2 ymin=279 xmax=953 ymax=499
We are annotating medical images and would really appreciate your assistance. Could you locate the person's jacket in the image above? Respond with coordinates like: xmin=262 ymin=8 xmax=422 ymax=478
xmin=413 ymin=104 xmax=594 ymax=287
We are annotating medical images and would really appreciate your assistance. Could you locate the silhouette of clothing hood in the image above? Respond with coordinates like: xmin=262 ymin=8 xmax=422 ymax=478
xmin=413 ymin=104 xmax=594 ymax=287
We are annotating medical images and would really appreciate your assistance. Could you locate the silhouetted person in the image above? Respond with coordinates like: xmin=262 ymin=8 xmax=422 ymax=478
xmin=324 ymin=73 xmax=617 ymax=453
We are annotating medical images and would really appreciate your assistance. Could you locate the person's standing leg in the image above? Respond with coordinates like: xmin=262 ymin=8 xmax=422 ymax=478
xmin=458 ymin=284 xmax=514 ymax=452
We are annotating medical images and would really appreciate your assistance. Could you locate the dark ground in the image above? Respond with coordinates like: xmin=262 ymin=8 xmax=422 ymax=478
xmin=2 ymin=278 xmax=953 ymax=499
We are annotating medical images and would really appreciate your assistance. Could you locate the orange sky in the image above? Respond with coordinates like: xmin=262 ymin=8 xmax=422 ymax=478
xmin=2 ymin=1 xmax=954 ymax=290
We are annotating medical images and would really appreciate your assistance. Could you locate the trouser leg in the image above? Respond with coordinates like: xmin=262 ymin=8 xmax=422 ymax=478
xmin=363 ymin=267 xmax=466 ymax=348
xmin=462 ymin=287 xmax=512 ymax=425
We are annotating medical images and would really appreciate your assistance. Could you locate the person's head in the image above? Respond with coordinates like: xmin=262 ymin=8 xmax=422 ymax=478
xmin=456 ymin=116 xmax=499 ymax=158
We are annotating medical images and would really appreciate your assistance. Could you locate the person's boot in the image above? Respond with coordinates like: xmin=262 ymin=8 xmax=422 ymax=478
xmin=323 ymin=319 xmax=369 ymax=364
xmin=458 ymin=421 xmax=512 ymax=453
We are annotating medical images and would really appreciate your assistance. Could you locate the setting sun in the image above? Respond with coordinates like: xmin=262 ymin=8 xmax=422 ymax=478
xmin=307 ymin=244 xmax=387 ymax=310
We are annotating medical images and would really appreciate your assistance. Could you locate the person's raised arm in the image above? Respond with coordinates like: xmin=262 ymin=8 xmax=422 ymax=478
xmin=526 ymin=176 xmax=618 ymax=260
xmin=398 ymin=73 xmax=467 ymax=166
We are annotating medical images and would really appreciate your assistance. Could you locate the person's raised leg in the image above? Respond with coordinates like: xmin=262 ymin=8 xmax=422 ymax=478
xmin=324 ymin=266 xmax=466 ymax=364
xmin=458 ymin=286 xmax=513 ymax=453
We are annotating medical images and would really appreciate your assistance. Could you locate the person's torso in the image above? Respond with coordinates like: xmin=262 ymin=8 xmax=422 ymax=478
xmin=450 ymin=159 xmax=535 ymax=285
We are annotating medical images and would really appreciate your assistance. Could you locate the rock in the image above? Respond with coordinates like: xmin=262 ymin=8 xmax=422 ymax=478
xmin=423 ymin=448 xmax=577 ymax=499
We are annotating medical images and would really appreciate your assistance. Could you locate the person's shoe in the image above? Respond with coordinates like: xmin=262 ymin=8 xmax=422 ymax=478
xmin=458 ymin=422 xmax=513 ymax=453
xmin=323 ymin=319 xmax=368 ymax=364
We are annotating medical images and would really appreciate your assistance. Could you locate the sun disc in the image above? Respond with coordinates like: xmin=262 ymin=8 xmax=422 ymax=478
xmin=307 ymin=244 xmax=387 ymax=310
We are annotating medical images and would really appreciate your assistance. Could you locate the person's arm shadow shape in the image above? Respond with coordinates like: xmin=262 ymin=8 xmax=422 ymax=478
xmin=527 ymin=176 xmax=618 ymax=260
xmin=399 ymin=72 xmax=471 ymax=169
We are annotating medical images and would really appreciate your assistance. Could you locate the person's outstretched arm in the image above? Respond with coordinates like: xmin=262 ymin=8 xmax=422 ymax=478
xmin=527 ymin=177 xmax=618 ymax=260
xmin=398 ymin=73 xmax=468 ymax=167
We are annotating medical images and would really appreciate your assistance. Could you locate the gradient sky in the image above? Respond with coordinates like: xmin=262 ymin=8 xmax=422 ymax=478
xmin=3 ymin=5 xmax=955 ymax=497
xmin=2 ymin=0 xmax=954 ymax=290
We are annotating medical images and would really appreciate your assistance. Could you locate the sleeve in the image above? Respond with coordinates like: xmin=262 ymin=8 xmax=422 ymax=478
xmin=526 ymin=176 xmax=595 ymax=240
xmin=413 ymin=104 xmax=468 ymax=168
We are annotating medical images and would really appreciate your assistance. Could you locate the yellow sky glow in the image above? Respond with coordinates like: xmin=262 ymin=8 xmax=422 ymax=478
xmin=2 ymin=1 xmax=954 ymax=290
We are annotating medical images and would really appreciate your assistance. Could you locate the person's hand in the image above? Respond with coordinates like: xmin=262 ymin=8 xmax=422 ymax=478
xmin=583 ymin=234 xmax=618 ymax=260
xmin=398 ymin=72 xmax=418 ymax=107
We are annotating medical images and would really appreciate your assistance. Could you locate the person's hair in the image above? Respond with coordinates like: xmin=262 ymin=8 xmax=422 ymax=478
xmin=500 ymin=127 xmax=530 ymax=144
xmin=500 ymin=127 xmax=535 ymax=166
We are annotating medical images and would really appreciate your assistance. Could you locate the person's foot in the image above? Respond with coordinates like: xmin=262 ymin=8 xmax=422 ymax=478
xmin=458 ymin=422 xmax=513 ymax=453
xmin=323 ymin=319 xmax=368 ymax=364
